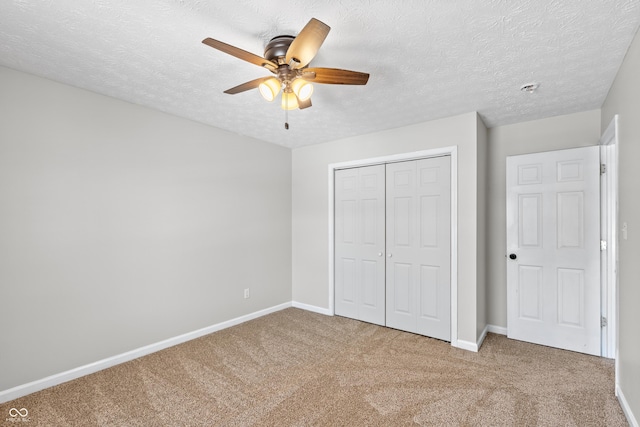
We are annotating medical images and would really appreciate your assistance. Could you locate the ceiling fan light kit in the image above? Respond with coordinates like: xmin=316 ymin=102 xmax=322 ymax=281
xmin=258 ymin=77 xmax=281 ymax=102
xmin=290 ymin=78 xmax=313 ymax=101
xmin=281 ymin=91 xmax=299 ymax=110
xmin=202 ymin=18 xmax=369 ymax=126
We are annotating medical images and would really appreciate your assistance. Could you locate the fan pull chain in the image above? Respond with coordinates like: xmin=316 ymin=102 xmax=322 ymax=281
xmin=284 ymin=94 xmax=290 ymax=130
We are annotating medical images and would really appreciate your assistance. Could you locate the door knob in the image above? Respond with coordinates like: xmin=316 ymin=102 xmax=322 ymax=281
xmin=378 ymin=252 xmax=383 ymax=257
xmin=509 ymin=253 xmax=517 ymax=260
xmin=388 ymin=253 xmax=393 ymax=258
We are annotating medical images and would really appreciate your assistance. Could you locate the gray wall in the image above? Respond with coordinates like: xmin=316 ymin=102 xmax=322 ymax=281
xmin=0 ymin=66 xmax=292 ymax=392
xmin=485 ymin=110 xmax=601 ymax=328
xmin=476 ymin=117 xmax=488 ymax=337
xmin=291 ymin=112 xmax=485 ymax=344
xmin=602 ymin=27 xmax=640 ymax=420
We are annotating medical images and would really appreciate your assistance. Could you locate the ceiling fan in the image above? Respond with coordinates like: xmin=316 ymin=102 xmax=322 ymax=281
xmin=202 ymin=18 xmax=369 ymax=115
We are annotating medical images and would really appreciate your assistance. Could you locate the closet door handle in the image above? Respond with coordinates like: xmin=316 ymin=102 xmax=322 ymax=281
xmin=378 ymin=252 xmax=383 ymax=257
xmin=387 ymin=253 xmax=393 ymax=258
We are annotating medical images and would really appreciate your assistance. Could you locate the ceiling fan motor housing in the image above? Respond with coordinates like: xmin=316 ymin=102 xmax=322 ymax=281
xmin=264 ymin=36 xmax=295 ymax=63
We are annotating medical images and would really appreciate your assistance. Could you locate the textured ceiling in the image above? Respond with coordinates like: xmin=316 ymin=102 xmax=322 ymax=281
xmin=1 ymin=1 xmax=639 ymax=148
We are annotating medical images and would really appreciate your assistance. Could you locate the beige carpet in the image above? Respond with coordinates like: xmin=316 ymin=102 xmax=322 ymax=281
xmin=1 ymin=308 xmax=627 ymax=426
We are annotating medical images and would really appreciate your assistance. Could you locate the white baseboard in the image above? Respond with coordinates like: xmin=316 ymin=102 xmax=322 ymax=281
xmin=292 ymin=301 xmax=332 ymax=316
xmin=477 ymin=324 xmax=489 ymax=350
xmin=467 ymin=325 xmax=506 ymax=352
xmin=455 ymin=324 xmax=489 ymax=353
xmin=617 ymin=384 xmax=639 ymax=427
xmin=455 ymin=339 xmax=478 ymax=352
xmin=487 ymin=324 xmax=507 ymax=335
xmin=0 ymin=302 xmax=292 ymax=404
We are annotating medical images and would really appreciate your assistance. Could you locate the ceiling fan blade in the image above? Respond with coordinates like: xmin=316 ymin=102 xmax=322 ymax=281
xmin=224 ymin=76 xmax=272 ymax=94
xmin=285 ymin=18 xmax=330 ymax=69
xmin=202 ymin=38 xmax=277 ymax=71
xmin=302 ymin=67 xmax=369 ymax=85
xmin=298 ymin=97 xmax=312 ymax=110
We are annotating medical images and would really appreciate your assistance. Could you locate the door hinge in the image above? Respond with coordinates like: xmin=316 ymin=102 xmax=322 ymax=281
xmin=601 ymin=163 xmax=606 ymax=174
xmin=601 ymin=316 xmax=608 ymax=328
xmin=601 ymin=240 xmax=607 ymax=251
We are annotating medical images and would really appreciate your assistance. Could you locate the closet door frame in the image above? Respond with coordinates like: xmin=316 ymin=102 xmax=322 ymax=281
xmin=328 ymin=146 xmax=459 ymax=348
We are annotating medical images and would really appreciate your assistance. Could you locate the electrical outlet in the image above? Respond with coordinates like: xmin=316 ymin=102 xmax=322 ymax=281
xmin=244 ymin=288 xmax=250 ymax=299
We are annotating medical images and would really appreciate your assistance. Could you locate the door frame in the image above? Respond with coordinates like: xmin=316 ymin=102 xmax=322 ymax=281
xmin=327 ymin=146 xmax=459 ymax=347
xmin=599 ymin=115 xmax=618 ymax=363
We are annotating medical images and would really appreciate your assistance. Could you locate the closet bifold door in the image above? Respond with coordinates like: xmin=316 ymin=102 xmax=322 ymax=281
xmin=334 ymin=165 xmax=386 ymax=326
xmin=386 ymin=157 xmax=451 ymax=341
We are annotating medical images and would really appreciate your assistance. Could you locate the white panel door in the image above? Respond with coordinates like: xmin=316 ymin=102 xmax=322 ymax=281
xmin=386 ymin=156 xmax=451 ymax=341
xmin=334 ymin=165 xmax=386 ymax=325
xmin=506 ymin=146 xmax=601 ymax=355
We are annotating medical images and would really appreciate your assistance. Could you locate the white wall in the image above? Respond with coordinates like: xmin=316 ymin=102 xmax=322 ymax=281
xmin=602 ymin=27 xmax=640 ymax=423
xmin=485 ymin=110 xmax=601 ymax=328
xmin=291 ymin=112 xmax=485 ymax=344
xmin=0 ymin=66 xmax=292 ymax=392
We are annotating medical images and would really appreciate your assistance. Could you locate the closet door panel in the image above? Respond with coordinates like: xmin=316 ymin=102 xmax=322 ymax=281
xmin=416 ymin=157 xmax=451 ymax=340
xmin=335 ymin=168 xmax=359 ymax=319
xmin=386 ymin=157 xmax=451 ymax=340
xmin=335 ymin=165 xmax=385 ymax=325
xmin=386 ymin=161 xmax=419 ymax=333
